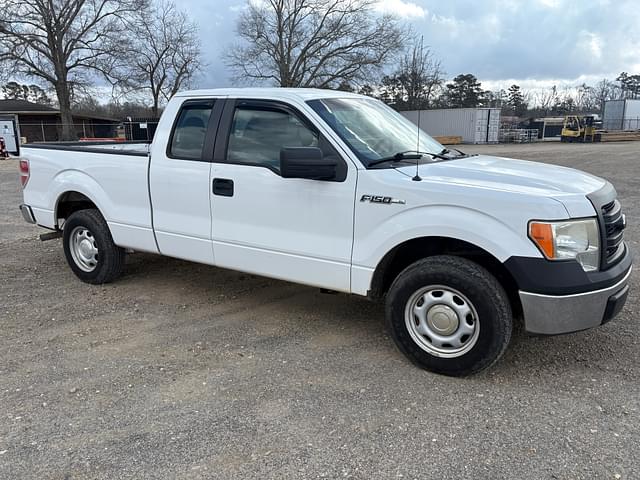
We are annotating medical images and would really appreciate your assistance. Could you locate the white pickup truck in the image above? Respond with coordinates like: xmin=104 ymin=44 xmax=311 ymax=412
xmin=19 ymin=88 xmax=632 ymax=376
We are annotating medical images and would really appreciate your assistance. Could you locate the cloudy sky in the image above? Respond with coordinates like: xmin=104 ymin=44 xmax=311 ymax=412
xmin=193 ymin=0 xmax=640 ymax=93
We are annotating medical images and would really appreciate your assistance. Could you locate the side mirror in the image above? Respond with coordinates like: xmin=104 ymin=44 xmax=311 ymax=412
xmin=280 ymin=147 xmax=337 ymax=181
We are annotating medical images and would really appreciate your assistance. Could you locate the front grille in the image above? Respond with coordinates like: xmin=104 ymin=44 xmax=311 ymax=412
xmin=601 ymin=199 xmax=625 ymax=264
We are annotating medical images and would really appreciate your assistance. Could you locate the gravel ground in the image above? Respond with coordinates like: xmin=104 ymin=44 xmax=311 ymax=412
xmin=0 ymin=142 xmax=638 ymax=479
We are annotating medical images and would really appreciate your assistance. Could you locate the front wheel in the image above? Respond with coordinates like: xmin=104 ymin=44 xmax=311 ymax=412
xmin=63 ymin=209 xmax=125 ymax=284
xmin=386 ymin=255 xmax=512 ymax=376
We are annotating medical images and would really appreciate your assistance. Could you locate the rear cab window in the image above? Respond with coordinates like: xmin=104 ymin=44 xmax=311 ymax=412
xmin=168 ymin=100 xmax=215 ymax=160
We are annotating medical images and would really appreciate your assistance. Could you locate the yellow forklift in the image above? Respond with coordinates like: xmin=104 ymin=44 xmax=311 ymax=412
xmin=560 ymin=115 xmax=598 ymax=142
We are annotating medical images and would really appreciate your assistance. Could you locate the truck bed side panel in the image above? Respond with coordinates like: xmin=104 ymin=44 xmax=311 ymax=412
xmin=22 ymin=146 xmax=158 ymax=253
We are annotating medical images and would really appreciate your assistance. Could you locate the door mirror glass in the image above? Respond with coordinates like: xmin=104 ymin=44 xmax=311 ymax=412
xmin=280 ymin=147 xmax=337 ymax=181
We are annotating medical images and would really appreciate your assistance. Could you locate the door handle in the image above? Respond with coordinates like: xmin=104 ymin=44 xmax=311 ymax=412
xmin=212 ymin=178 xmax=234 ymax=197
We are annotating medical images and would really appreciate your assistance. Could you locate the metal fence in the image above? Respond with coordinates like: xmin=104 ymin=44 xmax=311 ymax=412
xmin=499 ymin=128 xmax=539 ymax=143
xmin=602 ymin=117 xmax=640 ymax=131
xmin=18 ymin=121 xmax=159 ymax=143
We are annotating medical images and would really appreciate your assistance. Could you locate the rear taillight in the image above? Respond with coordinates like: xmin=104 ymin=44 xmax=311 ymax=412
xmin=19 ymin=159 xmax=29 ymax=188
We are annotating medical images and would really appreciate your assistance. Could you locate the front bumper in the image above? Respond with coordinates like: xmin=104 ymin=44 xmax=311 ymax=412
xmin=519 ymin=266 xmax=632 ymax=335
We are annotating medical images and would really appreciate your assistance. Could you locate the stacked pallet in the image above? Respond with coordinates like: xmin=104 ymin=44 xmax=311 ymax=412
xmin=599 ymin=131 xmax=640 ymax=142
xmin=433 ymin=135 xmax=463 ymax=145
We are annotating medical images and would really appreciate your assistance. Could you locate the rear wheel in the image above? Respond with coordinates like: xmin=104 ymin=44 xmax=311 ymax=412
xmin=63 ymin=209 xmax=125 ymax=284
xmin=385 ymin=255 xmax=512 ymax=376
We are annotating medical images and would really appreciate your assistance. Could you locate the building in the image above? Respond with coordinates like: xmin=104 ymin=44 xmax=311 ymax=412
xmin=401 ymin=108 xmax=501 ymax=144
xmin=0 ymin=99 xmax=117 ymax=142
xmin=522 ymin=117 xmax=565 ymax=139
xmin=603 ymin=99 xmax=640 ymax=131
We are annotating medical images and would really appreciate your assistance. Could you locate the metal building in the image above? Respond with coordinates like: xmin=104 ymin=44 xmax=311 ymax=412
xmin=603 ymin=99 xmax=640 ymax=130
xmin=401 ymin=108 xmax=501 ymax=144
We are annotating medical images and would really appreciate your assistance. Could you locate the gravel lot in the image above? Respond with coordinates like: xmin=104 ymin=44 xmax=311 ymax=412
xmin=1 ymin=141 xmax=638 ymax=479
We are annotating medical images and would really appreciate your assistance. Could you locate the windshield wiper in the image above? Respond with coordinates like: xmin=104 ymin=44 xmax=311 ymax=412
xmin=368 ymin=150 xmax=449 ymax=168
xmin=441 ymin=147 xmax=476 ymax=158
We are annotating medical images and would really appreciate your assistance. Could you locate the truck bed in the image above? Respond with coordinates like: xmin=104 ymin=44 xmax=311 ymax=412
xmin=21 ymin=141 xmax=157 ymax=254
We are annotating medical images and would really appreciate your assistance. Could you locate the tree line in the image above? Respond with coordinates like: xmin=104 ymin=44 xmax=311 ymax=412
xmin=1 ymin=0 xmax=638 ymax=140
xmin=0 ymin=0 xmax=201 ymax=139
xmin=352 ymin=72 xmax=633 ymax=118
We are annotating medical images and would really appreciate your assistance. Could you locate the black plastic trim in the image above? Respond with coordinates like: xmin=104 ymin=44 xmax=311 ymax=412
xmin=602 ymin=284 xmax=629 ymax=324
xmin=504 ymin=244 xmax=632 ymax=295
xmin=212 ymin=178 xmax=234 ymax=197
xmin=586 ymin=182 xmax=623 ymax=268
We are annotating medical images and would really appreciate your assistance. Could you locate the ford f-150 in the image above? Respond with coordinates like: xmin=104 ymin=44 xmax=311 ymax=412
xmin=19 ymin=88 xmax=632 ymax=376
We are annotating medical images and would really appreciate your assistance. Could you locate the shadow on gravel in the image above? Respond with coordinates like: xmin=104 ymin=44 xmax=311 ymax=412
xmin=116 ymin=251 xmax=631 ymax=383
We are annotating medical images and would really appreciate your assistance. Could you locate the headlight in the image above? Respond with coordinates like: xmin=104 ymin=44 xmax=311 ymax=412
xmin=529 ymin=219 xmax=600 ymax=272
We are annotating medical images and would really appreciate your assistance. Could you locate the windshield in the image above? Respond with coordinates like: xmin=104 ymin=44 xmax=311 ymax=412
xmin=307 ymin=97 xmax=445 ymax=167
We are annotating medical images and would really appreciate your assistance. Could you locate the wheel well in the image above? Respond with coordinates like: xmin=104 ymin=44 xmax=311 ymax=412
xmin=368 ymin=237 xmax=522 ymax=315
xmin=55 ymin=191 xmax=97 ymax=228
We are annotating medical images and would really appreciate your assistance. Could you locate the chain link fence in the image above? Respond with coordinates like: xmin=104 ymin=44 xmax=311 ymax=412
xmin=18 ymin=120 xmax=159 ymax=143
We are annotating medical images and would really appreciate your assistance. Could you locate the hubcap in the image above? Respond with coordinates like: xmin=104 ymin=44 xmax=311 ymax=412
xmin=404 ymin=286 xmax=480 ymax=358
xmin=69 ymin=226 xmax=99 ymax=272
xmin=427 ymin=304 xmax=459 ymax=335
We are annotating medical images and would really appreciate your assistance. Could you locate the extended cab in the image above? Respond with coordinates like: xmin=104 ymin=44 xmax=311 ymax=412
xmin=19 ymin=88 xmax=632 ymax=376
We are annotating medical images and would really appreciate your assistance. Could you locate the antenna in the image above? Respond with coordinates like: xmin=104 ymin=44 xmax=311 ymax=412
xmin=412 ymin=36 xmax=424 ymax=182
xmin=412 ymin=103 xmax=422 ymax=181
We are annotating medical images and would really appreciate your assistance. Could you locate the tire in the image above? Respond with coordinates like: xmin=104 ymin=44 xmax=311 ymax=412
xmin=62 ymin=209 xmax=125 ymax=284
xmin=385 ymin=255 xmax=512 ymax=377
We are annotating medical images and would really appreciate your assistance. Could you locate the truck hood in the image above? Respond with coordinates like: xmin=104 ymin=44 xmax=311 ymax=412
xmin=396 ymin=154 xmax=606 ymax=217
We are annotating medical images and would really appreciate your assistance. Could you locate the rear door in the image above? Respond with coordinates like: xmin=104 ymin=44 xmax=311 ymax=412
xmin=209 ymin=99 xmax=357 ymax=291
xmin=149 ymin=97 xmax=224 ymax=264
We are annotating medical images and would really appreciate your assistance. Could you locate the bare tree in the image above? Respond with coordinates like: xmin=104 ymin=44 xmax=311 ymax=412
xmin=394 ymin=36 xmax=443 ymax=110
xmin=535 ymin=86 xmax=558 ymax=116
xmin=593 ymin=79 xmax=620 ymax=112
xmin=226 ymin=0 xmax=406 ymax=88
xmin=0 ymin=0 xmax=144 ymax=139
xmin=574 ymin=83 xmax=598 ymax=112
xmin=122 ymin=0 xmax=202 ymax=117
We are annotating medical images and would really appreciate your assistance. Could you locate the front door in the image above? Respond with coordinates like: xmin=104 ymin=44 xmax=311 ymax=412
xmin=209 ymin=99 xmax=357 ymax=292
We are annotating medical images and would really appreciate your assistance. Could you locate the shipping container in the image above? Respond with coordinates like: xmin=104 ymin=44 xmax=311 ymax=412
xmin=603 ymin=99 xmax=640 ymax=130
xmin=401 ymin=108 xmax=501 ymax=144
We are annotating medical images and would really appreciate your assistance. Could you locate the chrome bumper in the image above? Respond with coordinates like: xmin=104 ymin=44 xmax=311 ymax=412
xmin=519 ymin=267 xmax=632 ymax=335
xmin=19 ymin=204 xmax=36 ymax=224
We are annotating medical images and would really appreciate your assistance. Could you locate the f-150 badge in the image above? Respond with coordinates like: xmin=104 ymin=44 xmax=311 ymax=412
xmin=360 ymin=195 xmax=405 ymax=205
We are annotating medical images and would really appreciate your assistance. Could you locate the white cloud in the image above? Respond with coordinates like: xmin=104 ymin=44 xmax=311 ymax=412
xmin=537 ymin=0 xmax=562 ymax=8
xmin=584 ymin=32 xmax=603 ymax=59
xmin=376 ymin=0 xmax=427 ymax=18
xmin=171 ymin=0 xmax=640 ymax=88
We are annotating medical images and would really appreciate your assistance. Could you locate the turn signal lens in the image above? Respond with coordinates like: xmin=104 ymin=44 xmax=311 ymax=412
xmin=529 ymin=222 xmax=555 ymax=258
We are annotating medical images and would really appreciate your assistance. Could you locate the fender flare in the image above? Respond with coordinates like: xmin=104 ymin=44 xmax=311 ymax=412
xmin=50 ymin=170 xmax=110 ymax=226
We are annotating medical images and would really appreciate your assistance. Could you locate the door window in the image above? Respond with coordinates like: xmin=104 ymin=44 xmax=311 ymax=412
xmin=226 ymin=107 xmax=319 ymax=171
xmin=169 ymin=102 xmax=213 ymax=160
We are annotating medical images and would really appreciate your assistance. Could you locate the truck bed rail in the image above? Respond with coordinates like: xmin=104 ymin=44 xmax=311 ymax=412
xmin=22 ymin=141 xmax=150 ymax=157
